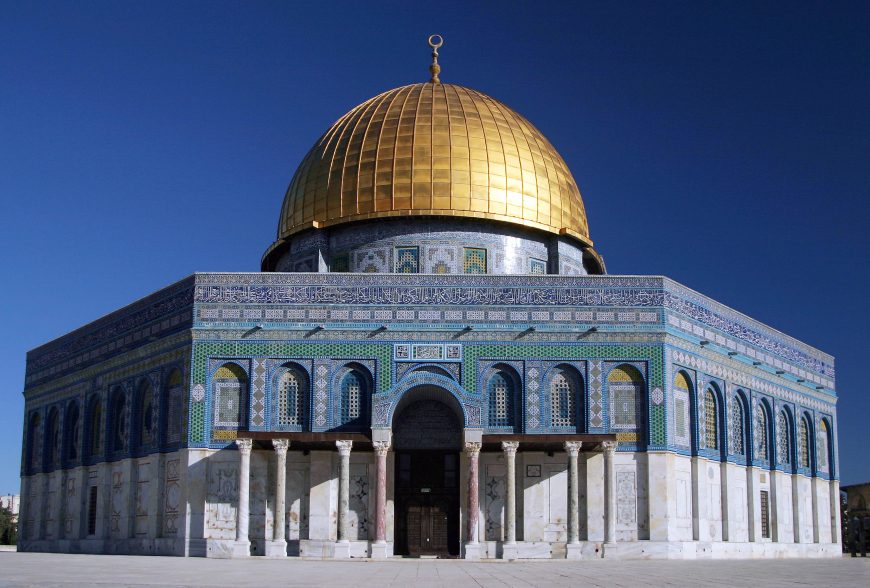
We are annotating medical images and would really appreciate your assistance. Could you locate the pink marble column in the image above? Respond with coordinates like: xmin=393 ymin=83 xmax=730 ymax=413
xmin=373 ymin=441 xmax=390 ymax=544
xmin=464 ymin=441 xmax=482 ymax=558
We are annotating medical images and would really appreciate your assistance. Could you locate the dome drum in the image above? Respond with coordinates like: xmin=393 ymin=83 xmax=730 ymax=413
xmin=265 ymin=217 xmax=603 ymax=275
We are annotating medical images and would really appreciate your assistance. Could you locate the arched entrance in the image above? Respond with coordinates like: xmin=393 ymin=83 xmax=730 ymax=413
xmin=392 ymin=386 xmax=463 ymax=557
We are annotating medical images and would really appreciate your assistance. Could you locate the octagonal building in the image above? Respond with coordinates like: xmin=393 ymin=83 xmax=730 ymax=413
xmin=18 ymin=56 xmax=841 ymax=560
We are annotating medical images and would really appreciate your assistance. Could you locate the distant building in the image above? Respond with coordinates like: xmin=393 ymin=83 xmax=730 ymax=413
xmin=844 ymin=483 xmax=870 ymax=518
xmin=0 ymin=494 xmax=19 ymax=522
xmin=17 ymin=40 xmax=840 ymax=560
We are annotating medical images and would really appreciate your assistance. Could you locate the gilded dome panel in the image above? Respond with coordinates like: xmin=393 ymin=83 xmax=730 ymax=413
xmin=274 ymin=83 xmax=591 ymax=247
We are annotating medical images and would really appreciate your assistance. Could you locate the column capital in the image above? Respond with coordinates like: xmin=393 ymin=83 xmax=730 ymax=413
xmin=564 ymin=441 xmax=583 ymax=456
xmin=236 ymin=438 xmax=253 ymax=455
xmin=464 ymin=441 xmax=482 ymax=456
xmin=373 ymin=441 xmax=391 ymax=456
xmin=272 ymin=438 xmax=290 ymax=455
xmin=336 ymin=439 xmax=353 ymax=456
xmin=501 ymin=441 xmax=519 ymax=456
xmin=602 ymin=440 xmax=618 ymax=455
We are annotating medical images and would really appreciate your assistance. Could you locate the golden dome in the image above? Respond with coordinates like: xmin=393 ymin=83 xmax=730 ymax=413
xmin=266 ymin=82 xmax=592 ymax=262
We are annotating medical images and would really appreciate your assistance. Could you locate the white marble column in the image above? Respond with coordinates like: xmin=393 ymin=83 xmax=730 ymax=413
xmin=501 ymin=441 xmax=519 ymax=560
xmin=266 ymin=439 xmax=289 ymax=557
xmin=232 ymin=438 xmax=253 ymax=557
xmin=334 ymin=440 xmax=353 ymax=559
xmin=464 ymin=441 xmax=481 ymax=560
xmin=371 ymin=441 xmax=390 ymax=559
xmin=565 ymin=441 xmax=583 ymax=559
xmin=603 ymin=441 xmax=618 ymax=549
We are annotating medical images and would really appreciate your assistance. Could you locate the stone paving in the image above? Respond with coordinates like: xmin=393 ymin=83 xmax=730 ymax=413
xmin=0 ymin=552 xmax=868 ymax=587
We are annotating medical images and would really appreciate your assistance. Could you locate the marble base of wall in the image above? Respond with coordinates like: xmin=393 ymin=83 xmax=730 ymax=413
xmin=17 ymin=537 xmax=186 ymax=556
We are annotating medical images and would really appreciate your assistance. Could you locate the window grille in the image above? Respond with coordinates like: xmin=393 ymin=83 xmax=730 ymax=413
xmin=754 ymin=407 xmax=768 ymax=461
xmin=488 ymin=372 xmax=513 ymax=428
xmin=341 ymin=372 xmax=363 ymax=424
xmin=87 ymin=486 xmax=98 ymax=536
xmin=728 ymin=400 xmax=744 ymax=455
xmin=704 ymin=390 xmax=718 ymax=450
xmin=777 ymin=411 xmax=790 ymax=465
xmin=278 ymin=369 xmax=305 ymax=427
xmin=550 ymin=372 xmax=575 ymax=427
xmin=760 ymin=490 xmax=770 ymax=538
xmin=529 ymin=258 xmax=546 ymax=274
xmin=395 ymin=247 xmax=419 ymax=273
xmin=817 ymin=421 xmax=829 ymax=472
xmin=799 ymin=418 xmax=810 ymax=468
xmin=675 ymin=397 xmax=687 ymax=438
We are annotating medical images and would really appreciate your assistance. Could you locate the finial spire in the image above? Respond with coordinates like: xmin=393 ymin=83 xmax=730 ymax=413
xmin=428 ymin=34 xmax=443 ymax=83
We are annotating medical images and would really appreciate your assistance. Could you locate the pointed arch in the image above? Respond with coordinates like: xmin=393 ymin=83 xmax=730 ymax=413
xmin=548 ymin=364 xmax=583 ymax=430
xmin=798 ymin=413 xmax=811 ymax=469
xmin=728 ymin=391 xmax=748 ymax=456
xmin=44 ymin=406 xmax=61 ymax=469
xmin=753 ymin=399 xmax=772 ymax=463
xmin=776 ymin=408 xmax=793 ymax=467
xmin=608 ymin=364 xmax=644 ymax=432
xmin=86 ymin=394 xmax=103 ymax=459
xmin=672 ymin=370 xmax=693 ymax=449
xmin=64 ymin=400 xmax=81 ymax=464
xmin=274 ymin=362 xmax=309 ymax=429
xmin=702 ymin=386 xmax=720 ymax=451
xmin=163 ymin=368 xmax=184 ymax=447
xmin=213 ymin=362 xmax=248 ymax=429
xmin=817 ymin=418 xmax=832 ymax=475
xmin=336 ymin=362 xmax=372 ymax=430
xmin=109 ymin=386 xmax=129 ymax=455
xmin=485 ymin=363 xmax=521 ymax=431
xmin=134 ymin=379 xmax=156 ymax=452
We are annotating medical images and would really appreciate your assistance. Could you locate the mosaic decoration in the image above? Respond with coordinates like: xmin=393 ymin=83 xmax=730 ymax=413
xmin=250 ymin=359 xmax=266 ymax=429
xmin=588 ymin=361 xmax=603 ymax=430
xmin=525 ymin=363 xmax=542 ymax=430
xmin=462 ymin=248 xmax=487 ymax=274
xmin=608 ymin=365 xmax=644 ymax=431
xmin=394 ymin=246 xmax=419 ymax=274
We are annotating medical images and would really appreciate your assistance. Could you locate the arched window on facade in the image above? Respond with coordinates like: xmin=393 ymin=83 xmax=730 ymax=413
xmin=728 ymin=397 xmax=745 ymax=456
xmin=339 ymin=370 xmax=367 ymax=427
xmin=776 ymin=410 xmax=791 ymax=465
xmin=65 ymin=401 xmax=81 ymax=463
xmin=550 ymin=369 xmax=576 ymax=428
xmin=136 ymin=380 xmax=156 ymax=450
xmin=213 ymin=363 xmax=248 ymax=429
xmin=817 ymin=420 xmax=830 ymax=474
xmin=45 ymin=407 xmax=61 ymax=468
xmin=277 ymin=366 xmax=307 ymax=427
xmin=703 ymin=389 xmax=718 ymax=450
xmin=164 ymin=369 xmax=184 ymax=446
xmin=487 ymin=371 xmax=515 ymax=429
xmin=110 ymin=387 xmax=129 ymax=454
xmin=608 ymin=365 xmax=644 ymax=432
xmin=88 ymin=397 xmax=103 ymax=458
xmin=673 ymin=371 xmax=692 ymax=449
xmin=798 ymin=416 xmax=810 ymax=469
xmin=754 ymin=404 xmax=769 ymax=461
xmin=26 ymin=412 xmax=41 ymax=474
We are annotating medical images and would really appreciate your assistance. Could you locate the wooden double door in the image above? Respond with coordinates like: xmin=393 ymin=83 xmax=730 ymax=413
xmin=395 ymin=451 xmax=460 ymax=557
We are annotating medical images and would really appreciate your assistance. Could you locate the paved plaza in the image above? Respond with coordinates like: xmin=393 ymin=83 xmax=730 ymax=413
xmin=0 ymin=552 xmax=868 ymax=587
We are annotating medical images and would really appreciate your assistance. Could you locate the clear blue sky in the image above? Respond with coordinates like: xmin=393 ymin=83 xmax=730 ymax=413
xmin=1 ymin=1 xmax=868 ymax=493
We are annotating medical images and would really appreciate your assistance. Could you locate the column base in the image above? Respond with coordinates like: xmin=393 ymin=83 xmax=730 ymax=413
xmin=265 ymin=540 xmax=287 ymax=558
xmin=370 ymin=541 xmax=390 ymax=559
xmin=501 ymin=542 xmax=518 ymax=560
xmin=464 ymin=542 xmax=481 ymax=560
xmin=603 ymin=542 xmax=618 ymax=558
xmin=231 ymin=540 xmax=251 ymax=558
xmin=332 ymin=541 xmax=351 ymax=559
xmin=566 ymin=542 xmax=583 ymax=559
